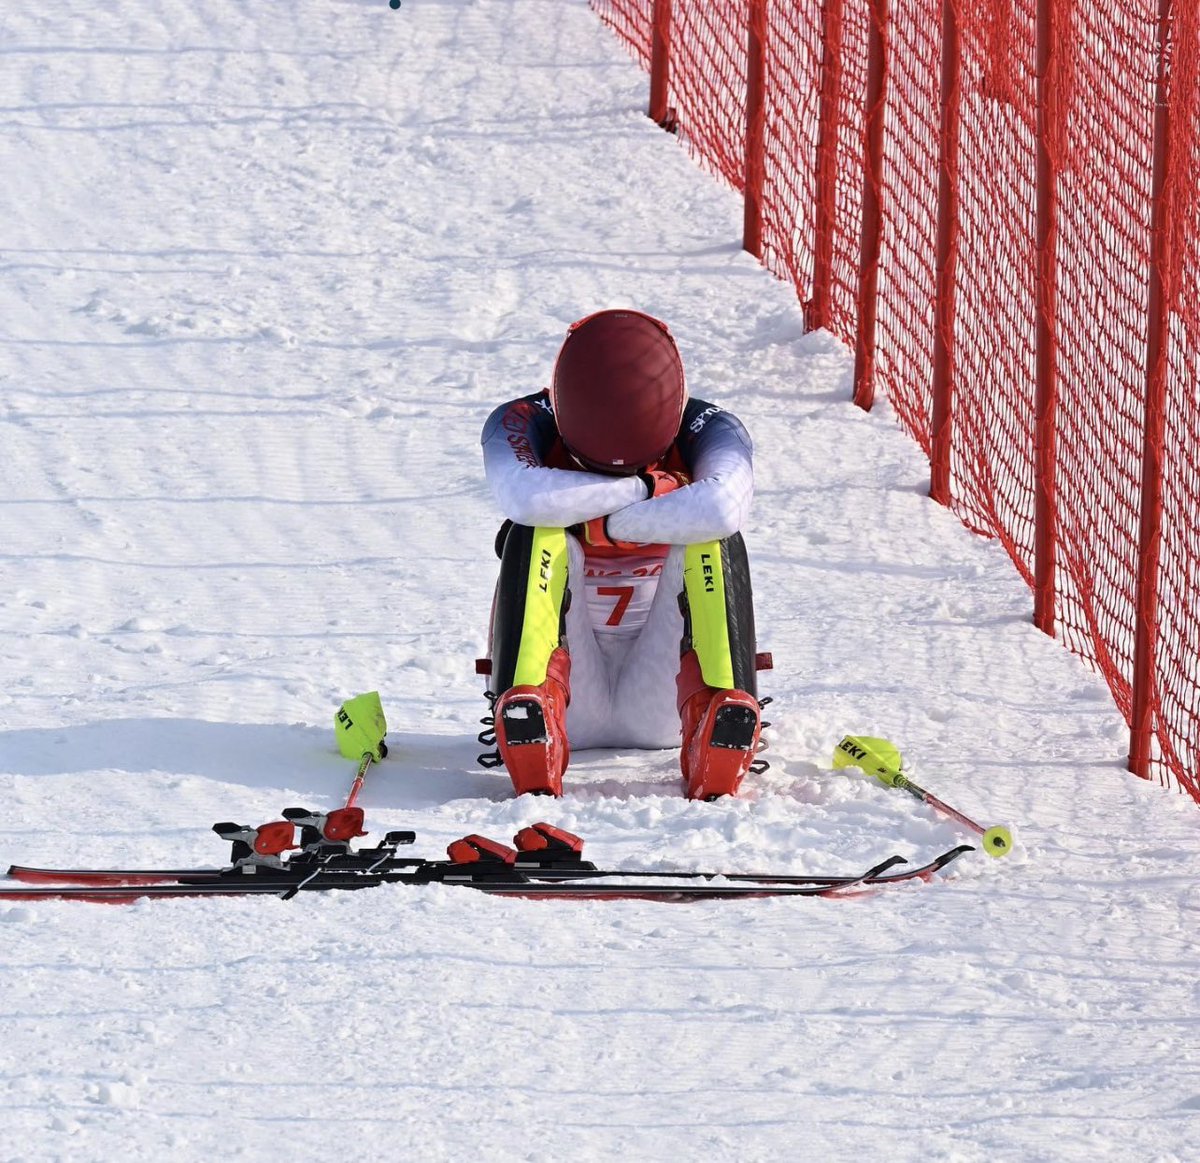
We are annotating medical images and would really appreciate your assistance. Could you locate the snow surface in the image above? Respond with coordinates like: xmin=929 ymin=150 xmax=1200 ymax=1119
xmin=2 ymin=1 xmax=1200 ymax=1160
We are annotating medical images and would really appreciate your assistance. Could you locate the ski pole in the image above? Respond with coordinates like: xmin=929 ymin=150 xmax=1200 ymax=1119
xmin=833 ymin=734 xmax=1013 ymax=857
xmin=333 ymin=691 xmax=389 ymax=810
xmin=344 ymin=754 xmax=372 ymax=810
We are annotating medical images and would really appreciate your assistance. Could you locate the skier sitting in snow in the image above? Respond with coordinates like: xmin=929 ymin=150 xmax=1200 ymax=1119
xmin=478 ymin=308 xmax=767 ymax=801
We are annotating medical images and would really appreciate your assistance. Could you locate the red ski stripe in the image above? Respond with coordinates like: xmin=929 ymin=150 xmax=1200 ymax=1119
xmin=7 ymin=866 xmax=220 ymax=886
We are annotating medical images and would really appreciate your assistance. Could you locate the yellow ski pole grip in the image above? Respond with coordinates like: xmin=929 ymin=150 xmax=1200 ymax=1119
xmin=335 ymin=691 xmax=388 ymax=762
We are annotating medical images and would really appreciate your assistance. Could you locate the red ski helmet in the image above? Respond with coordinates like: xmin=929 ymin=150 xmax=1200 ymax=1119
xmin=550 ymin=309 xmax=687 ymax=472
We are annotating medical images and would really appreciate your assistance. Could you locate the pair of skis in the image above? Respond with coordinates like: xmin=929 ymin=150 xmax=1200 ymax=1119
xmin=1 ymin=815 xmax=973 ymax=903
xmin=0 ymin=700 xmax=995 ymax=904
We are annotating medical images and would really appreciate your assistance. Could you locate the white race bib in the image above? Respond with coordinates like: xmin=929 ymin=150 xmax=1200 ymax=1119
xmin=582 ymin=551 xmax=669 ymax=639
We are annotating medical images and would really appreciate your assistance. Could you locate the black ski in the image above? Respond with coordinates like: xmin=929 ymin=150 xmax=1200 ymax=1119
xmin=1 ymin=847 xmax=972 ymax=904
xmin=7 ymin=843 xmax=972 ymax=891
xmin=0 ymin=854 xmax=908 ymax=903
xmin=515 ymin=843 xmax=972 ymax=886
xmin=3 ymin=817 xmax=974 ymax=904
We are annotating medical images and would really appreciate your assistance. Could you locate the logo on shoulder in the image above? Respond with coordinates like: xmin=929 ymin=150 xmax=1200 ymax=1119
xmin=688 ymin=405 xmax=723 ymax=434
xmin=500 ymin=401 xmax=541 ymax=466
xmin=502 ymin=400 xmax=541 ymax=435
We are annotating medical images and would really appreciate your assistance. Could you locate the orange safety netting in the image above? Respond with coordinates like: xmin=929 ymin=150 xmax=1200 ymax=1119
xmin=591 ymin=0 xmax=1200 ymax=800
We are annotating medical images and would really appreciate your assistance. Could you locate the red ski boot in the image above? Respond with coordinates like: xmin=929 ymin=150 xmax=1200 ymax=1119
xmin=495 ymin=647 xmax=571 ymax=797
xmin=677 ymin=650 xmax=762 ymax=801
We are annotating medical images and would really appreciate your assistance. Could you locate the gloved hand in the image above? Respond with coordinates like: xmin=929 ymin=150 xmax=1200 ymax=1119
xmin=637 ymin=468 xmax=690 ymax=498
xmin=577 ymin=516 xmax=638 ymax=552
xmin=571 ymin=469 xmax=688 ymax=552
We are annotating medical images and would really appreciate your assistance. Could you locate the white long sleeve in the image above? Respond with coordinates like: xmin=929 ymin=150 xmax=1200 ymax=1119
xmin=481 ymin=398 xmax=645 ymax=525
xmin=606 ymin=424 xmax=753 ymax=544
xmin=480 ymin=393 xmax=754 ymax=543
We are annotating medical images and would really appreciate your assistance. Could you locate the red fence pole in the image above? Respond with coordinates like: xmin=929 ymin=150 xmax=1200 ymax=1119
xmin=805 ymin=0 xmax=845 ymax=333
xmin=743 ymin=0 xmax=767 ymax=259
xmin=649 ymin=0 xmax=673 ymax=127
xmin=1129 ymin=0 xmax=1177 ymax=780
xmin=930 ymin=0 xmax=961 ymax=506
xmin=853 ymin=0 xmax=889 ymax=411
xmin=1032 ymin=0 xmax=1060 ymax=635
